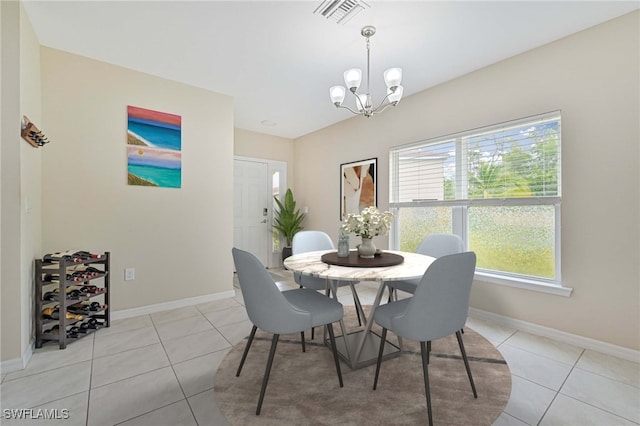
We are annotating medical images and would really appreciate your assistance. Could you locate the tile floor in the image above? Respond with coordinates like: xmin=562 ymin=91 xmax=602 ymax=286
xmin=1 ymin=269 xmax=638 ymax=425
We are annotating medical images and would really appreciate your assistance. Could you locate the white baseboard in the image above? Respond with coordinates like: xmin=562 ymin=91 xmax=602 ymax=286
xmin=469 ymin=307 xmax=640 ymax=363
xmin=111 ymin=290 xmax=237 ymax=321
xmin=0 ymin=342 xmax=33 ymax=375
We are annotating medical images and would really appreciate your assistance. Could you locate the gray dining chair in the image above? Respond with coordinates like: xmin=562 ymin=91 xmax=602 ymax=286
xmin=292 ymin=231 xmax=365 ymax=337
xmin=373 ymin=252 xmax=478 ymax=426
xmin=232 ymin=247 xmax=344 ymax=415
xmin=387 ymin=233 xmax=465 ymax=299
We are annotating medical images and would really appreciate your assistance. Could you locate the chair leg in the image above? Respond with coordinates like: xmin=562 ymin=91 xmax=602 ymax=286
xmin=456 ymin=330 xmax=477 ymax=398
xmin=420 ymin=341 xmax=434 ymax=426
xmin=387 ymin=286 xmax=398 ymax=303
xmin=311 ymin=327 xmax=315 ymax=340
xmin=326 ymin=322 xmax=344 ymax=388
xmin=373 ymin=327 xmax=388 ymax=390
xmin=300 ymin=331 xmax=306 ymax=352
xmin=236 ymin=325 xmax=257 ymax=377
xmin=256 ymin=333 xmax=280 ymax=415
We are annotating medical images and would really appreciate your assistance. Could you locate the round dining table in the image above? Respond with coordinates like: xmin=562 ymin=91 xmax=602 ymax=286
xmin=284 ymin=249 xmax=435 ymax=370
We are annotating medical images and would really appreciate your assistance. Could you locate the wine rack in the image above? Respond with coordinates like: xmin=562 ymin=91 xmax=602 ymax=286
xmin=35 ymin=252 xmax=110 ymax=349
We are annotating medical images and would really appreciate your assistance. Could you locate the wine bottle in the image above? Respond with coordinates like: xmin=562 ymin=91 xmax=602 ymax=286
xmin=43 ymin=251 xmax=85 ymax=263
xmin=43 ymin=291 xmax=59 ymax=301
xmin=80 ymin=285 xmax=106 ymax=294
xmin=72 ymin=250 xmax=100 ymax=260
xmin=43 ymin=273 xmax=84 ymax=283
xmin=67 ymin=303 xmax=91 ymax=315
xmin=72 ymin=266 xmax=101 ymax=277
xmin=42 ymin=308 xmax=83 ymax=321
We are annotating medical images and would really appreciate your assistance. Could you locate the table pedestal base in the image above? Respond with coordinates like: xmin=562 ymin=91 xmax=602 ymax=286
xmin=327 ymin=330 xmax=401 ymax=370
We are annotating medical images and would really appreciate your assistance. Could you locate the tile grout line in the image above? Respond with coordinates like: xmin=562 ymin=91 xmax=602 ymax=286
xmin=149 ymin=313 xmax=198 ymax=426
xmin=85 ymin=334 xmax=96 ymax=426
xmin=535 ymin=348 xmax=585 ymax=426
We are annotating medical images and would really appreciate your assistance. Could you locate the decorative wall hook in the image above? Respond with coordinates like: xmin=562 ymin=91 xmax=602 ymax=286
xmin=21 ymin=115 xmax=50 ymax=148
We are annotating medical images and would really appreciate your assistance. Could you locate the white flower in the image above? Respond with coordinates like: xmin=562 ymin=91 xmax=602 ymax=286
xmin=341 ymin=207 xmax=394 ymax=239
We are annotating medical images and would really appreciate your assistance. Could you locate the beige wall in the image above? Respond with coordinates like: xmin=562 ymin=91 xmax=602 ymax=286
xmin=40 ymin=48 xmax=234 ymax=312
xmin=1 ymin=0 xmax=24 ymax=363
xmin=19 ymin=2 xmax=42 ymax=361
xmin=234 ymin=128 xmax=295 ymax=189
xmin=294 ymin=12 xmax=640 ymax=350
xmin=0 ymin=1 xmax=42 ymax=364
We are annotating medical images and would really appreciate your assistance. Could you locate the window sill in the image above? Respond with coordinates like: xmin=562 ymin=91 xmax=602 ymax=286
xmin=475 ymin=271 xmax=573 ymax=297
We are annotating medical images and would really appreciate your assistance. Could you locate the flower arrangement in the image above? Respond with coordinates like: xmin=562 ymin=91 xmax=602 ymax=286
xmin=341 ymin=207 xmax=394 ymax=239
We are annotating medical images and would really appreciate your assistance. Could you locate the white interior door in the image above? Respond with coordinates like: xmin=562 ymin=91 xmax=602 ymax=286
xmin=233 ymin=160 xmax=270 ymax=266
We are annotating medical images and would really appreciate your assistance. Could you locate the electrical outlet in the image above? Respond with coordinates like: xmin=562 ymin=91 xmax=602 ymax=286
xmin=125 ymin=268 xmax=135 ymax=281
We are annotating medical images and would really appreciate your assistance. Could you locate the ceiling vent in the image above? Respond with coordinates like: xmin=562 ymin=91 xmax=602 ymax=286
xmin=313 ymin=0 xmax=370 ymax=25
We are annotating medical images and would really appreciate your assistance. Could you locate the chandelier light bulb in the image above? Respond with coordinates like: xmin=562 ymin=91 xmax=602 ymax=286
xmin=388 ymin=85 xmax=404 ymax=104
xmin=384 ymin=67 xmax=403 ymax=89
xmin=356 ymin=93 xmax=368 ymax=112
xmin=330 ymin=86 xmax=346 ymax=105
xmin=344 ymin=69 xmax=362 ymax=92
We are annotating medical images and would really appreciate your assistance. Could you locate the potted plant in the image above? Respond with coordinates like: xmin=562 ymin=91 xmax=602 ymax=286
xmin=273 ymin=188 xmax=306 ymax=260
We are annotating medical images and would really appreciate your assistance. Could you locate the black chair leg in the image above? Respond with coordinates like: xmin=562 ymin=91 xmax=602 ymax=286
xmin=236 ymin=325 xmax=257 ymax=377
xmin=420 ymin=341 xmax=433 ymax=426
xmin=326 ymin=322 xmax=343 ymax=387
xmin=373 ymin=327 xmax=388 ymax=390
xmin=456 ymin=330 xmax=477 ymax=398
xmin=300 ymin=331 xmax=306 ymax=352
xmin=256 ymin=333 xmax=280 ymax=415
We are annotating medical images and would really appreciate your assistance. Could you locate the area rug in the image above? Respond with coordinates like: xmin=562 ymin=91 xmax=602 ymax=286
xmin=214 ymin=306 xmax=511 ymax=425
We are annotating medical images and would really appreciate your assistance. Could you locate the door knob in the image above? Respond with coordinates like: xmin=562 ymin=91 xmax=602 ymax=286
xmin=260 ymin=219 xmax=267 ymax=223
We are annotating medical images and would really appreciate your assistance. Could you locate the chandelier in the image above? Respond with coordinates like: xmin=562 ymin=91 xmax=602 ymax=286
xmin=329 ymin=25 xmax=403 ymax=117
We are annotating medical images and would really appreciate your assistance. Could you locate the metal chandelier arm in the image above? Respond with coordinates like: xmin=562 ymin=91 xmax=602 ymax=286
xmin=335 ymin=103 xmax=362 ymax=115
xmin=370 ymin=91 xmax=394 ymax=114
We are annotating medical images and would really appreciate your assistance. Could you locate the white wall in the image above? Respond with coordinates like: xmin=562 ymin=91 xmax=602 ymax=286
xmin=40 ymin=48 xmax=234 ymax=311
xmin=294 ymin=12 xmax=640 ymax=350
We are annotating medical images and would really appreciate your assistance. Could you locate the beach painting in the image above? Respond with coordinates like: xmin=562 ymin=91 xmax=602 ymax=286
xmin=127 ymin=105 xmax=182 ymax=188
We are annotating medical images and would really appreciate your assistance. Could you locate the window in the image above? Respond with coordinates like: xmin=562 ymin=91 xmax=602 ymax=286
xmin=390 ymin=111 xmax=562 ymax=286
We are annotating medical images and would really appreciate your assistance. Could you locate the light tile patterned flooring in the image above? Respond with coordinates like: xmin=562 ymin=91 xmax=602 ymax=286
xmin=1 ymin=269 xmax=638 ymax=425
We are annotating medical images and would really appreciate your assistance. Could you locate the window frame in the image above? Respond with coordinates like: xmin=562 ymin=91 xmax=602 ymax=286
xmin=389 ymin=111 xmax=572 ymax=296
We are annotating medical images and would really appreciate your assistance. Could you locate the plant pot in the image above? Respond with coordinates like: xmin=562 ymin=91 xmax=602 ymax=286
xmin=282 ymin=246 xmax=293 ymax=262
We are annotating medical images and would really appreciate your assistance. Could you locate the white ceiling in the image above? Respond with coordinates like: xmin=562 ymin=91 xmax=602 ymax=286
xmin=23 ymin=1 xmax=638 ymax=139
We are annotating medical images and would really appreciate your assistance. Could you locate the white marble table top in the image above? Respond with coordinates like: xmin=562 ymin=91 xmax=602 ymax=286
xmin=283 ymin=250 xmax=435 ymax=282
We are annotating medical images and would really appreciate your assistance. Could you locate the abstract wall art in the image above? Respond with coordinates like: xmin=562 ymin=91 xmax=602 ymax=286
xmin=127 ymin=105 xmax=182 ymax=188
xmin=340 ymin=157 xmax=377 ymax=220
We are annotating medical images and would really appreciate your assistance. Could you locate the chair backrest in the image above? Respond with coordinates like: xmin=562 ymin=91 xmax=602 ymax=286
xmin=416 ymin=233 xmax=465 ymax=258
xmin=292 ymin=231 xmax=335 ymax=255
xmin=391 ymin=252 xmax=476 ymax=342
xmin=232 ymin=248 xmax=311 ymax=334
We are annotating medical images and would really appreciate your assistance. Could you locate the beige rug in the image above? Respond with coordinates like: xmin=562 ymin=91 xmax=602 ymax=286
xmin=214 ymin=307 xmax=511 ymax=425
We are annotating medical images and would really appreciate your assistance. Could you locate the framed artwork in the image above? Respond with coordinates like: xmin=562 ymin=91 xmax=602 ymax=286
xmin=127 ymin=105 xmax=182 ymax=188
xmin=340 ymin=157 xmax=377 ymax=220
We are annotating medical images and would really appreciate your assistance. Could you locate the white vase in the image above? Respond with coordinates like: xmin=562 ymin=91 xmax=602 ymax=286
xmin=358 ymin=237 xmax=376 ymax=258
